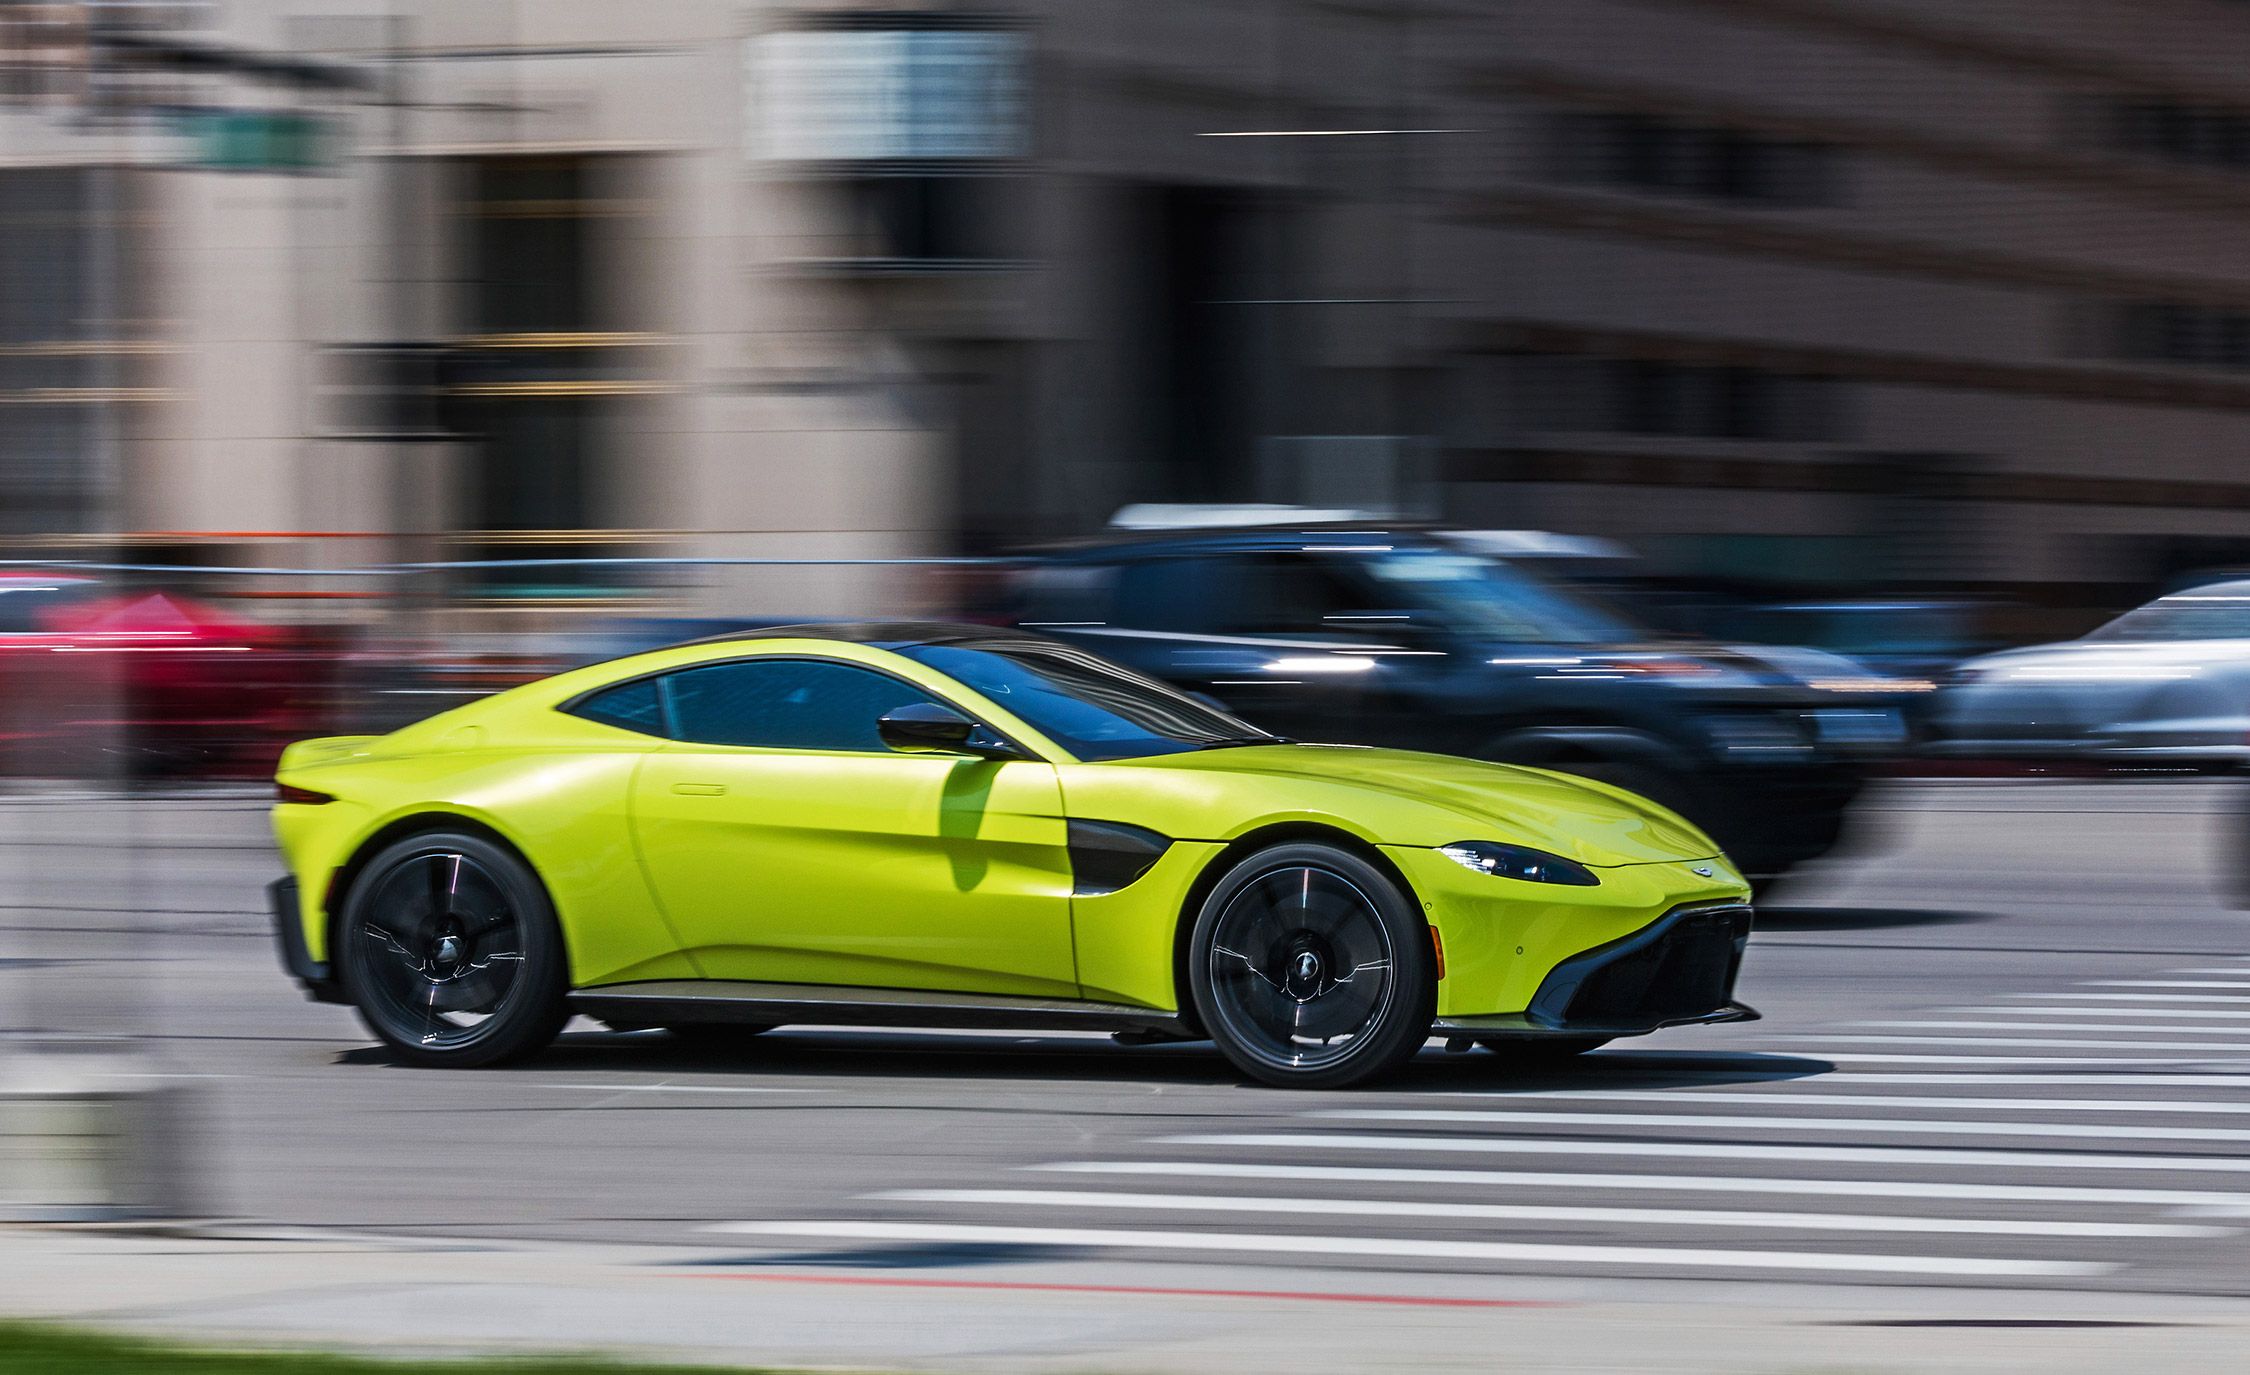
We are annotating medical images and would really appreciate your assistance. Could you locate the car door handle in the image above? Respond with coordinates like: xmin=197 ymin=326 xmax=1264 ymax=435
xmin=671 ymin=782 xmax=727 ymax=796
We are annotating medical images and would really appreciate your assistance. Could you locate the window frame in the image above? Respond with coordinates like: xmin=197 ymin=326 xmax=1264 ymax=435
xmin=558 ymin=651 xmax=1044 ymax=760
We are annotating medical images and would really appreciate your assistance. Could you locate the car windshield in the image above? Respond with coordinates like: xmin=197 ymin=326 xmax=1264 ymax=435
xmin=903 ymin=640 xmax=1282 ymax=762
xmin=2086 ymin=589 xmax=2250 ymax=643
xmin=1360 ymin=545 xmax=1642 ymax=645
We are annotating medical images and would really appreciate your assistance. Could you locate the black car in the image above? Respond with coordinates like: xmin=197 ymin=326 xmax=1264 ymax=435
xmin=998 ymin=524 xmax=1905 ymax=879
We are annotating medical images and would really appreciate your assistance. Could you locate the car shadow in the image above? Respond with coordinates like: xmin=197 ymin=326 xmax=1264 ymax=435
xmin=337 ymin=1030 xmax=1833 ymax=1092
xmin=1752 ymin=905 xmax=2000 ymax=932
xmin=670 ymin=1241 xmax=1093 ymax=1271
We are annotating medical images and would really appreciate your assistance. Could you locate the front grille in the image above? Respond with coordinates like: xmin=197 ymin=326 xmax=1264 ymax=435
xmin=1538 ymin=904 xmax=1752 ymax=1028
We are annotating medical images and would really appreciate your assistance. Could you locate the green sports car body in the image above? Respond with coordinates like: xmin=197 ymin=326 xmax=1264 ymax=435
xmin=269 ymin=622 xmax=1755 ymax=1087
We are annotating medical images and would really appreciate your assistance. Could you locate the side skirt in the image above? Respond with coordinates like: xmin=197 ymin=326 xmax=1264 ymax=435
xmin=571 ymin=980 xmax=1193 ymax=1037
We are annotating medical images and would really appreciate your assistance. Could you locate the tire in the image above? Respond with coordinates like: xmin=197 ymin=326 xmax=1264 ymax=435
xmin=337 ymin=830 xmax=570 ymax=1068
xmin=1188 ymin=842 xmax=1436 ymax=1089
xmin=1478 ymin=1036 xmax=1611 ymax=1066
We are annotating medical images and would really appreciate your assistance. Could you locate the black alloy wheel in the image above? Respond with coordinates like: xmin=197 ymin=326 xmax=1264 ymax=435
xmin=338 ymin=831 xmax=569 ymax=1067
xmin=1189 ymin=842 xmax=1436 ymax=1089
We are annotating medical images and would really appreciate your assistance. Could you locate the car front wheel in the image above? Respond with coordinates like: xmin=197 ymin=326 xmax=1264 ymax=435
xmin=1188 ymin=842 xmax=1436 ymax=1089
xmin=337 ymin=830 xmax=569 ymax=1067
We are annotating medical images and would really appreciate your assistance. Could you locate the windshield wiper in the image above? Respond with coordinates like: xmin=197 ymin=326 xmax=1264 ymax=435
xmin=1197 ymin=734 xmax=1292 ymax=750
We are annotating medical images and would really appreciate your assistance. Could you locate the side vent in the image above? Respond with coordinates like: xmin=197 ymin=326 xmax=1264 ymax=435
xmin=1067 ymin=819 xmax=1173 ymax=897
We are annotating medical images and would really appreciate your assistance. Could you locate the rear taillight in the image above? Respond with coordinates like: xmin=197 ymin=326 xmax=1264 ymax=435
xmin=276 ymin=783 xmax=335 ymax=806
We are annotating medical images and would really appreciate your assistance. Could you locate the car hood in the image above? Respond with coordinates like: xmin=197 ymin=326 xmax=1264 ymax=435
xmin=1133 ymin=744 xmax=1721 ymax=866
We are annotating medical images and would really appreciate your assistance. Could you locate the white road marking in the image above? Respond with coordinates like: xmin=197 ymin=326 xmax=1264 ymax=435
xmin=1035 ymin=1160 xmax=2250 ymax=1210
xmin=713 ymin=1220 xmax=2112 ymax=1278
xmin=877 ymin=1187 xmax=2226 ymax=1239
xmin=2093 ymin=981 xmax=2250 ymax=990
xmin=1827 ymin=1073 xmax=2250 ymax=1086
xmin=1965 ymin=1008 xmax=2250 ymax=1020
xmin=1768 ymin=1033 xmax=2250 ymax=1050
xmin=1165 ymin=1132 xmax=2250 ymax=1173
xmin=2008 ymin=993 xmax=2250 ymax=1004
xmin=1872 ymin=1020 xmax=2250 ymax=1034
xmin=1318 ymin=1108 xmax=2250 ymax=1145
xmin=543 ymin=1082 xmax=805 ymax=1094
xmin=1754 ymin=1051 xmax=2250 ymax=1065
xmin=1463 ymin=1089 xmax=2250 ymax=1116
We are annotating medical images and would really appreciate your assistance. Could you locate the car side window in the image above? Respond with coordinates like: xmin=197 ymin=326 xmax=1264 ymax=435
xmin=568 ymin=677 xmax=668 ymax=737
xmin=1113 ymin=557 xmax=1224 ymax=633
xmin=1017 ymin=563 xmax=1116 ymax=624
xmin=1218 ymin=554 xmax=1384 ymax=636
xmin=662 ymin=658 xmax=943 ymax=752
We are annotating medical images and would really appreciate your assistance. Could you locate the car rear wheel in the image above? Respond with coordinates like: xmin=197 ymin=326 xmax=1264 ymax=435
xmin=338 ymin=831 xmax=569 ymax=1068
xmin=1188 ymin=842 xmax=1435 ymax=1089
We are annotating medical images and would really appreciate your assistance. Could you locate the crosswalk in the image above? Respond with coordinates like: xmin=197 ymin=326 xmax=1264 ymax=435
xmin=722 ymin=949 xmax=2250 ymax=1288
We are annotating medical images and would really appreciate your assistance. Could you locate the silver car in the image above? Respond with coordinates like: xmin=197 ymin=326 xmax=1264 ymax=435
xmin=1935 ymin=579 xmax=2250 ymax=763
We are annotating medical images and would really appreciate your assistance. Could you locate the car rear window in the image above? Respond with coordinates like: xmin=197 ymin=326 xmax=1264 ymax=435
xmin=568 ymin=677 xmax=668 ymax=736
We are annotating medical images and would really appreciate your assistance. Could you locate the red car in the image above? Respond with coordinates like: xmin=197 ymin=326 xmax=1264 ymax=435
xmin=0 ymin=575 xmax=337 ymax=776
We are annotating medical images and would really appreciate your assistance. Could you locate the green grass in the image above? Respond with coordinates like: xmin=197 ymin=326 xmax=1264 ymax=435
xmin=0 ymin=1322 xmax=798 ymax=1375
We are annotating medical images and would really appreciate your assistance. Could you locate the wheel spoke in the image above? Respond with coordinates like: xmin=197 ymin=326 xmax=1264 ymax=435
xmin=1206 ymin=862 xmax=1398 ymax=1073
xmin=1211 ymin=944 xmax=1283 ymax=993
xmin=353 ymin=850 xmax=527 ymax=1053
xmin=361 ymin=923 xmax=427 ymax=972
xmin=425 ymin=853 xmax=456 ymax=919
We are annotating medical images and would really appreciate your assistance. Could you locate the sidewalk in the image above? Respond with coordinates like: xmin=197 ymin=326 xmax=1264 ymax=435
xmin=6 ymin=1223 xmax=2250 ymax=1374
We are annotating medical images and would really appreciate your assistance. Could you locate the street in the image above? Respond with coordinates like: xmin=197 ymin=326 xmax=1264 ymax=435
xmin=10 ymin=779 xmax=2250 ymax=1368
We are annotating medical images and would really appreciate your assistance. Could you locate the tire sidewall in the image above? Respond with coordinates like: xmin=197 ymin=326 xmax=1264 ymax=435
xmin=1188 ymin=841 xmax=1435 ymax=1089
xmin=338 ymin=829 xmax=569 ymax=1067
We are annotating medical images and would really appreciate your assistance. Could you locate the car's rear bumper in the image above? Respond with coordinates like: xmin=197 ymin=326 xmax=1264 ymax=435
xmin=268 ymin=875 xmax=346 ymax=1004
xmin=1434 ymin=901 xmax=1758 ymax=1039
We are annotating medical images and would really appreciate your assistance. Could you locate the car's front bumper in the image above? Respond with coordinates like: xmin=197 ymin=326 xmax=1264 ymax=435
xmin=1434 ymin=901 xmax=1756 ymax=1039
xmin=1386 ymin=845 xmax=1755 ymax=1026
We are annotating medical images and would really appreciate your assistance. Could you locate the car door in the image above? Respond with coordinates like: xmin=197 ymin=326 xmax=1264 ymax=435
xmin=626 ymin=656 xmax=1079 ymax=998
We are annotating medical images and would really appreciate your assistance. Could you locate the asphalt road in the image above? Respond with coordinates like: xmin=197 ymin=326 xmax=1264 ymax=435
xmin=9 ymin=779 xmax=2250 ymax=1301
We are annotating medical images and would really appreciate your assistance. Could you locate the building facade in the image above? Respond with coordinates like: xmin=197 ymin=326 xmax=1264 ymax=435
xmin=5 ymin=0 xmax=2250 ymax=614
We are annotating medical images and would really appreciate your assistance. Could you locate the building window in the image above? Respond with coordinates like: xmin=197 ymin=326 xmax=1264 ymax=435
xmin=0 ymin=2 xmax=84 ymax=103
xmin=1508 ymin=354 xmax=1852 ymax=442
xmin=2111 ymin=99 xmax=2250 ymax=171
xmin=0 ymin=166 xmax=116 ymax=534
xmin=1542 ymin=110 xmax=1843 ymax=207
xmin=2111 ymin=300 xmax=2250 ymax=370
xmin=751 ymin=16 xmax=1026 ymax=269
xmin=751 ymin=22 xmax=1027 ymax=164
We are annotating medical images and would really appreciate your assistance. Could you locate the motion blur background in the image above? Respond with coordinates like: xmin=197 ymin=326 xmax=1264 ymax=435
xmin=5 ymin=0 xmax=2250 ymax=762
xmin=27 ymin=8 xmax=2250 ymax=1340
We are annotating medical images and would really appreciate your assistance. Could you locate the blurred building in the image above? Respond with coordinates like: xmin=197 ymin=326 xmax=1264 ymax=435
xmin=7 ymin=0 xmax=2250 ymax=612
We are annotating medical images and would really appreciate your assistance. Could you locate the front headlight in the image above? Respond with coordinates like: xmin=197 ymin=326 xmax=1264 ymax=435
xmin=1436 ymin=841 xmax=1600 ymax=886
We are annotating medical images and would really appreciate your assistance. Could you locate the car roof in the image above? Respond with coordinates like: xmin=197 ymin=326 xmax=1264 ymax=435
xmin=1024 ymin=522 xmax=1451 ymax=561
xmin=2161 ymin=578 xmax=2250 ymax=601
xmin=674 ymin=620 xmax=1035 ymax=651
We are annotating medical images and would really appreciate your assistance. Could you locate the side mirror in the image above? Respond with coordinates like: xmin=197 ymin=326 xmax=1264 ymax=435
xmin=877 ymin=702 xmax=1022 ymax=760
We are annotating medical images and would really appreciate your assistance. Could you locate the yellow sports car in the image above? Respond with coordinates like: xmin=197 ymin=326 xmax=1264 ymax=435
xmin=268 ymin=623 xmax=1755 ymax=1088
